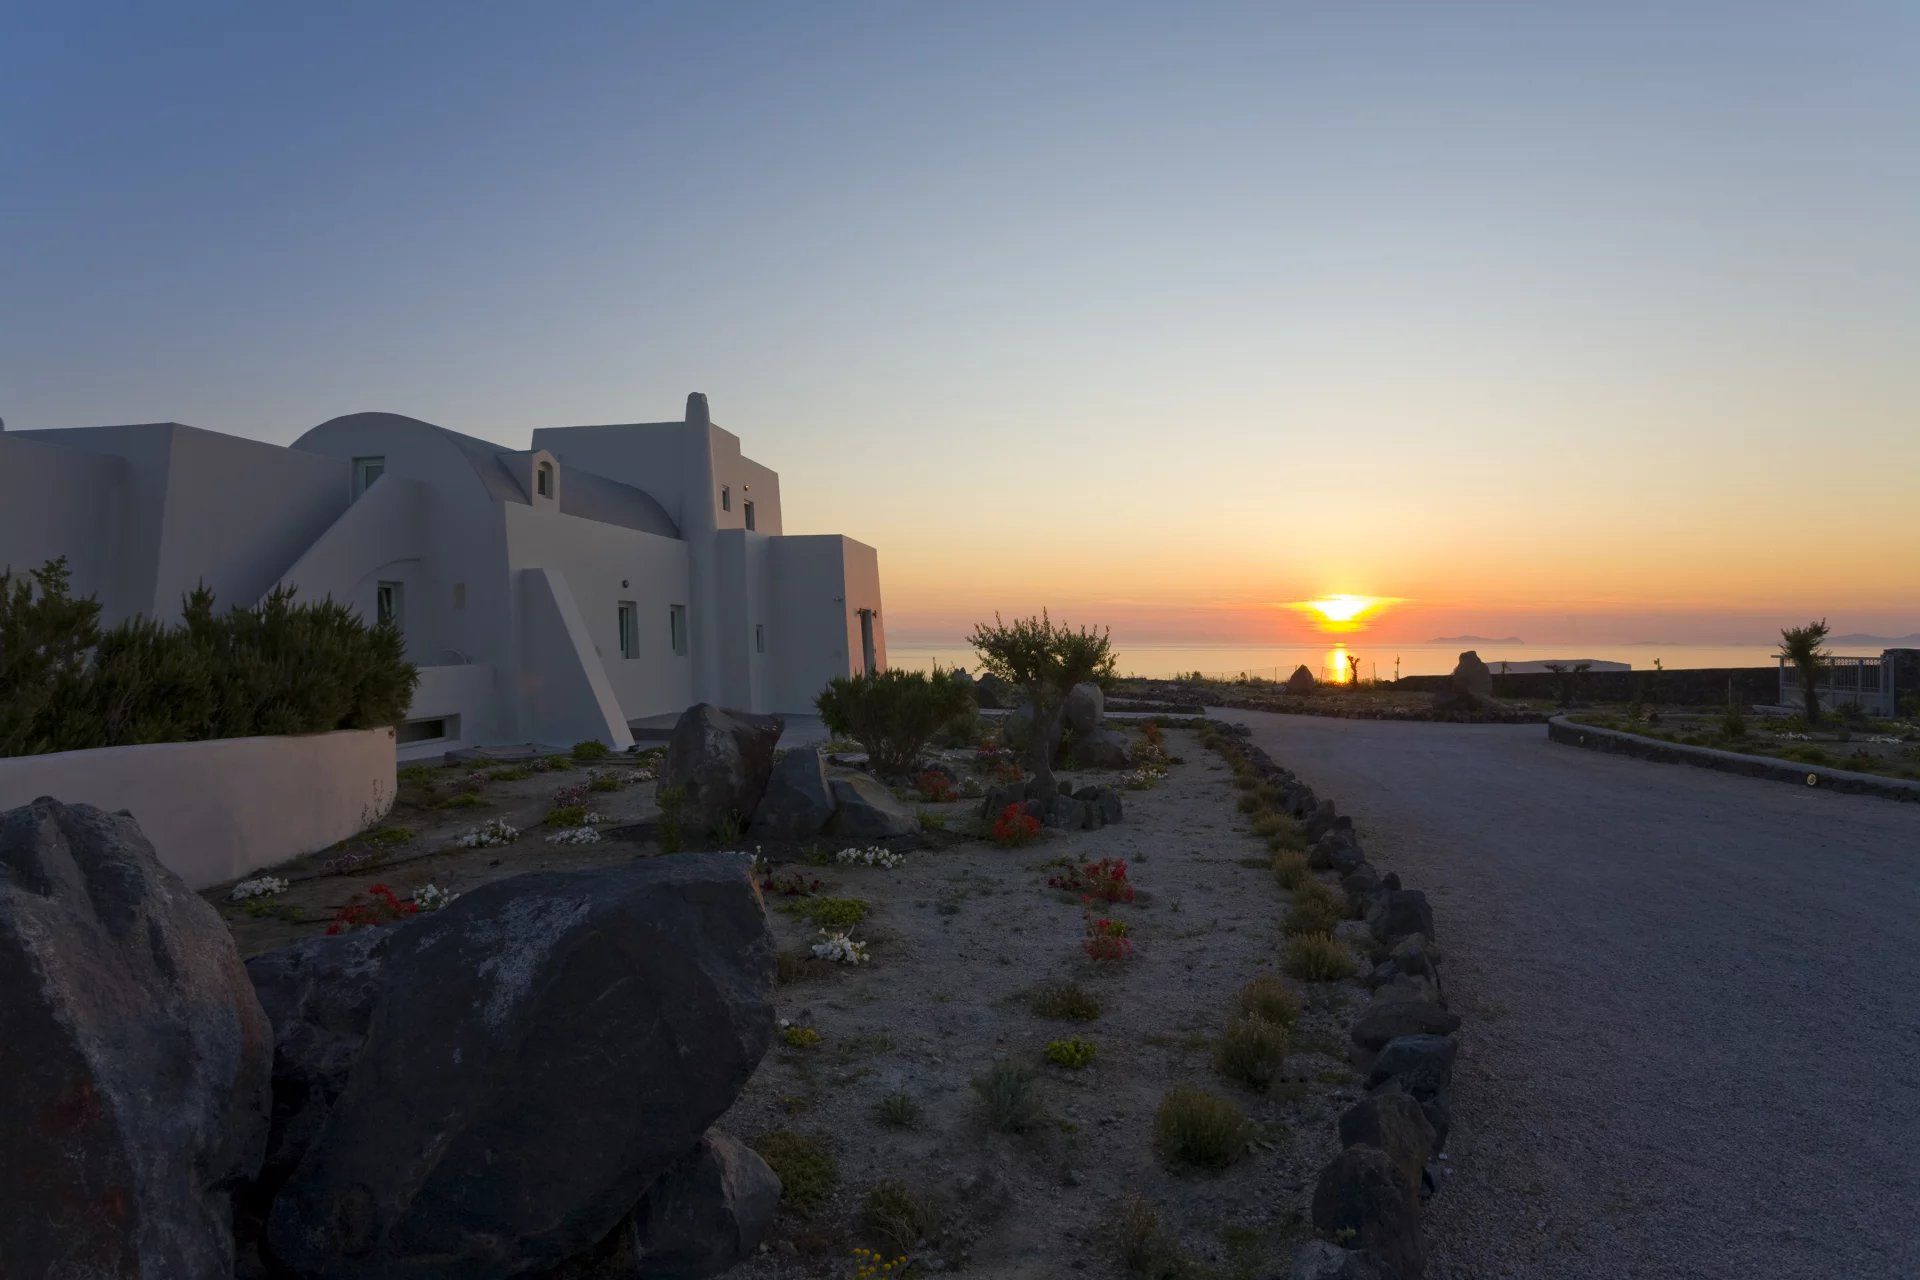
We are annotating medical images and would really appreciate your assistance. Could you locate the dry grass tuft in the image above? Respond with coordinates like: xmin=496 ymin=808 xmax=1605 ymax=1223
xmin=1284 ymin=931 xmax=1357 ymax=982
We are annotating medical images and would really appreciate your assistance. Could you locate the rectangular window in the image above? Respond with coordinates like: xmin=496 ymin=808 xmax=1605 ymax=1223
xmin=376 ymin=581 xmax=404 ymax=632
xmin=668 ymin=604 xmax=688 ymax=656
xmin=397 ymin=715 xmax=458 ymax=745
xmin=720 ymin=485 xmax=731 ymax=511
xmin=755 ymin=623 xmax=765 ymax=654
xmin=743 ymin=500 xmax=756 ymax=531
xmin=617 ymin=602 xmax=638 ymax=659
xmin=352 ymin=456 xmax=386 ymax=499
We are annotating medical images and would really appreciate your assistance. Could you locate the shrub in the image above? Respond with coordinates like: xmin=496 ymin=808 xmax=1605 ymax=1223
xmin=1154 ymin=1085 xmax=1249 ymax=1169
xmin=570 ymin=739 xmax=611 ymax=761
xmin=793 ymin=896 xmax=870 ymax=931
xmin=365 ymin=826 xmax=413 ymax=847
xmin=1215 ymin=1014 xmax=1289 ymax=1091
xmin=1236 ymin=974 xmax=1301 ymax=1027
xmin=1284 ymin=932 xmax=1356 ymax=982
xmin=968 ymin=611 xmax=1116 ymax=777
xmin=1045 ymin=1037 xmax=1098 ymax=1069
xmin=816 ymin=668 xmax=975 ymax=778
xmin=875 ymin=1090 xmax=923 ymax=1129
xmin=1108 ymin=1195 xmax=1193 ymax=1278
xmin=545 ymin=804 xmax=590 ymax=828
xmin=397 ymin=764 xmax=438 ymax=788
xmin=1083 ymin=916 xmax=1133 ymax=962
xmin=0 ymin=560 xmax=416 ymax=757
xmin=1284 ymin=879 xmax=1348 ymax=935
xmin=656 ymin=785 xmax=687 ymax=853
xmin=490 ymin=765 xmax=534 ymax=782
xmin=916 ymin=770 xmax=958 ymax=802
xmin=972 ymin=1062 xmax=1044 ymax=1133
xmin=1271 ymin=851 xmax=1312 ymax=891
xmin=782 ymin=1026 xmax=822 ymax=1050
xmin=754 ymin=1130 xmax=838 ymax=1214
xmin=861 ymin=1180 xmax=940 ymax=1253
xmin=588 ymin=772 xmax=622 ymax=792
xmin=1047 ymin=857 xmax=1135 ymax=903
xmin=1031 ymin=980 xmax=1102 ymax=1021
xmin=991 ymin=803 xmax=1041 ymax=846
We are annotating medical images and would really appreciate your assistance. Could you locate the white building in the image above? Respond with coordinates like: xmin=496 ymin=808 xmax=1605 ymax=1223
xmin=0 ymin=394 xmax=886 ymax=758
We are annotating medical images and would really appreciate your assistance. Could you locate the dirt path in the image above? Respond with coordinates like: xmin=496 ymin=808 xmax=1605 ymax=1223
xmin=1222 ymin=710 xmax=1920 ymax=1280
xmin=724 ymin=728 xmax=1365 ymax=1279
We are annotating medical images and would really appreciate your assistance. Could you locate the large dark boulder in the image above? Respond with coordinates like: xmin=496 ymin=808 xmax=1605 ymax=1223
xmin=1063 ymin=681 xmax=1105 ymax=735
xmin=1303 ymin=800 xmax=1339 ymax=843
xmin=545 ymin=1132 xmax=780 ymax=1279
xmin=1444 ymin=651 xmax=1492 ymax=700
xmin=1311 ymin=831 xmax=1365 ymax=876
xmin=1311 ymin=1146 xmax=1424 ymax=1278
xmin=259 ymin=855 xmax=774 ymax=1280
xmin=1350 ymin=998 xmax=1461 ymax=1053
xmin=657 ymin=704 xmax=784 ymax=838
xmin=1286 ymin=665 xmax=1317 ymax=695
xmin=1366 ymin=890 xmax=1434 ymax=947
xmin=0 ymin=799 xmax=272 ymax=1279
xmin=1338 ymin=1086 xmax=1437 ymax=1191
xmin=751 ymin=748 xmax=835 ymax=841
xmin=1065 ymin=725 xmax=1132 ymax=770
xmin=1366 ymin=1035 xmax=1458 ymax=1103
xmin=1073 ymin=785 xmax=1125 ymax=826
xmin=826 ymin=771 xmax=918 ymax=839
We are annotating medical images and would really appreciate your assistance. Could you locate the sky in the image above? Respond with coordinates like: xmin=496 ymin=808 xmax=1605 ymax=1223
xmin=4 ymin=1 xmax=1917 ymax=648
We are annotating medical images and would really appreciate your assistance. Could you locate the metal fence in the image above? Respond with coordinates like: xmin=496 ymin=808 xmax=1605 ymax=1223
xmin=1778 ymin=654 xmax=1894 ymax=716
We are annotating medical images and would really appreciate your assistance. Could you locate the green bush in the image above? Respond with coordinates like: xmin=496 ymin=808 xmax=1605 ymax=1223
xmin=861 ymin=1179 xmax=941 ymax=1252
xmin=1284 ymin=932 xmax=1356 ymax=982
xmin=791 ymin=896 xmax=870 ymax=931
xmin=1154 ymin=1085 xmax=1249 ymax=1168
xmin=1031 ymin=980 xmax=1102 ymax=1021
xmin=1214 ymin=1014 xmax=1289 ymax=1092
xmin=754 ymin=1130 xmax=838 ymax=1214
xmin=972 ymin=1063 xmax=1044 ymax=1132
xmin=1235 ymin=974 xmax=1301 ymax=1027
xmin=0 ymin=559 xmax=416 ymax=757
xmin=570 ymin=739 xmax=611 ymax=761
xmin=1044 ymin=1036 xmax=1098 ymax=1069
xmin=816 ymin=668 xmax=975 ymax=777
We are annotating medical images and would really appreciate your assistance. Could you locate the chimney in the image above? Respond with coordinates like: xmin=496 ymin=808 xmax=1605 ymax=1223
xmin=685 ymin=393 xmax=710 ymax=428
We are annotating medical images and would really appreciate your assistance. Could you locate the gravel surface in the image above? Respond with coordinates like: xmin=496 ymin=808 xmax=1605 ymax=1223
xmin=1223 ymin=710 xmax=1920 ymax=1280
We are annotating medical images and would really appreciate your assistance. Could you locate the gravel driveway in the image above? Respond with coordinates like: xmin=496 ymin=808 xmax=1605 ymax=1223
xmin=1222 ymin=710 xmax=1920 ymax=1280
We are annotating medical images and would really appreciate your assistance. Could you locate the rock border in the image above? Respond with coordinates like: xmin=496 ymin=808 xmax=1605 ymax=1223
xmin=1548 ymin=715 xmax=1920 ymax=803
xmin=1208 ymin=722 xmax=1461 ymax=1280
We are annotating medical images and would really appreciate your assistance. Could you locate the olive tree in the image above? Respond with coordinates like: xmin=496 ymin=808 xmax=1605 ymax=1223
xmin=1777 ymin=619 xmax=1830 ymax=726
xmin=968 ymin=611 xmax=1115 ymax=784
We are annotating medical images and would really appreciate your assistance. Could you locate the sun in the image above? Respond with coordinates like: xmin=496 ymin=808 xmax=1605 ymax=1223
xmin=1307 ymin=595 xmax=1374 ymax=624
xmin=1286 ymin=594 xmax=1394 ymax=634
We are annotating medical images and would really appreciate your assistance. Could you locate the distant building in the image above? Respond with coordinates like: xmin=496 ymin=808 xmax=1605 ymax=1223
xmin=0 ymin=394 xmax=885 ymax=757
xmin=1778 ymin=649 xmax=1916 ymax=717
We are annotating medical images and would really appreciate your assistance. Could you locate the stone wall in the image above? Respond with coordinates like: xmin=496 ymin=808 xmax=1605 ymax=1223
xmin=1396 ymin=665 xmax=1778 ymax=706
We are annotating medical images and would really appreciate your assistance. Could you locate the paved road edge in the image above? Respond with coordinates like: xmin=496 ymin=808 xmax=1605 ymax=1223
xmin=1546 ymin=715 xmax=1920 ymax=803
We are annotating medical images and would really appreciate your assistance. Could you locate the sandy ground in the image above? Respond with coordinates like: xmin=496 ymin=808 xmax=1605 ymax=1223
xmin=722 ymin=729 xmax=1361 ymax=1280
xmin=1224 ymin=709 xmax=1920 ymax=1280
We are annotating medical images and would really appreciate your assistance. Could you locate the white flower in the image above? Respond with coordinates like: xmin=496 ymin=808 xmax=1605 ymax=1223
xmin=810 ymin=929 xmax=870 ymax=964
xmin=834 ymin=845 xmax=904 ymax=869
xmin=412 ymin=883 xmax=459 ymax=910
xmin=546 ymin=826 xmax=603 ymax=845
xmin=454 ymin=819 xmax=519 ymax=849
xmin=229 ymin=875 xmax=288 ymax=902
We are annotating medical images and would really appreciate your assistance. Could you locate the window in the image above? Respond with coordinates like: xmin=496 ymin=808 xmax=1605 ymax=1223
xmin=743 ymin=500 xmax=756 ymax=531
xmin=352 ymin=456 xmax=385 ymax=499
xmin=755 ymin=623 xmax=765 ymax=654
xmin=617 ymin=602 xmax=638 ymax=659
xmin=536 ymin=461 xmax=554 ymax=498
xmin=397 ymin=715 xmax=458 ymax=745
xmin=668 ymin=604 xmax=688 ymax=656
xmin=376 ymin=581 xmax=404 ymax=631
xmin=720 ymin=485 xmax=731 ymax=511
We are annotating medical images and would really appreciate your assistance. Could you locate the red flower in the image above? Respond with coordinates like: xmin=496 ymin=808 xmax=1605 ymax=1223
xmin=991 ymin=803 xmax=1041 ymax=846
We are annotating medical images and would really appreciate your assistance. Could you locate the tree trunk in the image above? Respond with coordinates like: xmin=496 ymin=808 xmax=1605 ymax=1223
xmin=1799 ymin=659 xmax=1820 ymax=725
xmin=1027 ymin=697 xmax=1065 ymax=791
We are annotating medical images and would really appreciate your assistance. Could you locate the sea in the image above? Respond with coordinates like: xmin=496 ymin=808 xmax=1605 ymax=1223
xmin=883 ymin=641 xmax=1797 ymax=683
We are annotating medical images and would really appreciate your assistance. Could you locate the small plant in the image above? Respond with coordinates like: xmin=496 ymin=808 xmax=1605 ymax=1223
xmin=1109 ymin=1194 xmax=1192 ymax=1278
xmin=228 ymin=875 xmax=288 ymax=902
xmin=365 ymin=826 xmax=413 ymax=847
xmin=861 ymin=1180 xmax=940 ymax=1253
xmin=397 ymin=764 xmax=438 ymax=787
xmin=657 ymin=785 xmax=687 ymax=853
xmin=754 ymin=1129 xmax=838 ymax=1214
xmin=794 ymin=896 xmax=870 ymax=931
xmin=588 ymin=770 xmax=623 ymax=793
xmin=712 ymin=810 xmax=745 ymax=844
xmin=1215 ymin=1013 xmax=1290 ymax=1091
xmin=917 ymin=807 xmax=949 ymax=832
xmin=1284 ymin=879 xmax=1348 ymax=935
xmin=411 ymin=882 xmax=459 ymax=911
xmin=545 ymin=826 xmax=603 ymax=845
xmin=1722 ymin=682 xmax=1748 ymax=739
xmin=1044 ymin=1036 xmax=1098 ymax=1069
xmin=453 ymin=817 xmax=519 ymax=848
xmin=1235 ymin=974 xmax=1301 ymax=1027
xmin=991 ymin=803 xmax=1041 ymax=846
xmin=811 ymin=929 xmax=871 ymax=965
xmin=551 ymin=782 xmax=590 ymax=807
xmin=848 ymin=1247 xmax=910 ymax=1279
xmin=760 ymin=868 xmax=824 ymax=897
xmin=972 ymin=1062 xmax=1044 ymax=1133
xmin=1031 ymin=980 xmax=1102 ymax=1021
xmin=325 ymin=884 xmax=419 ymax=936
xmin=1154 ymin=1084 xmax=1249 ymax=1169
xmin=1123 ymin=761 xmax=1168 ymax=790
xmin=543 ymin=804 xmax=595 ymax=828
xmin=875 ymin=1090 xmax=923 ymax=1129
xmin=490 ymin=764 xmax=534 ymax=782
xmin=1048 ymin=857 xmax=1135 ymax=903
xmin=1082 ymin=915 xmax=1133 ymax=962
xmin=437 ymin=791 xmax=487 ymax=810
xmin=570 ymin=739 xmax=611 ymax=761
xmin=537 ymin=754 xmax=573 ymax=772
xmin=836 ymin=844 xmax=906 ymax=869
xmin=1270 ymin=850 xmax=1311 ymax=891
xmin=916 ymin=770 xmax=959 ymax=802
xmin=1284 ymin=931 xmax=1356 ymax=982
xmin=782 ymin=1024 xmax=823 ymax=1050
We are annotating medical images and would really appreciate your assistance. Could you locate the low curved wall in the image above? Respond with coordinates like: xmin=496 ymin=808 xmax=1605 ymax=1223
xmin=1547 ymin=716 xmax=1920 ymax=803
xmin=0 ymin=728 xmax=397 ymax=888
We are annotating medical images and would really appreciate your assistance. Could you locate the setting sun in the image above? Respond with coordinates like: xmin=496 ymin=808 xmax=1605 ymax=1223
xmin=1307 ymin=595 xmax=1375 ymax=624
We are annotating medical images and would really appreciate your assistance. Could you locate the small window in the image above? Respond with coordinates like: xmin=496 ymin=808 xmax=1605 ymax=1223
xmin=755 ymin=623 xmax=765 ymax=654
xmin=617 ymin=602 xmax=639 ymax=659
xmin=397 ymin=715 xmax=458 ymax=745
xmin=352 ymin=456 xmax=386 ymax=499
xmin=720 ymin=485 xmax=731 ymax=511
xmin=376 ymin=581 xmax=404 ymax=631
xmin=668 ymin=604 xmax=688 ymax=656
xmin=743 ymin=500 xmax=756 ymax=531
xmin=536 ymin=461 xmax=554 ymax=498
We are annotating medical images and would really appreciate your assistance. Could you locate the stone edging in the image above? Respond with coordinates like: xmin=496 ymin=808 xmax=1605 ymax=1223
xmin=1205 ymin=695 xmax=1548 ymax=725
xmin=1547 ymin=716 xmax=1920 ymax=803
xmin=1211 ymin=722 xmax=1457 ymax=1279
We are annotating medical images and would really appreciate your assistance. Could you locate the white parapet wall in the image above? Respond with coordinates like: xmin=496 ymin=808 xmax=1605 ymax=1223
xmin=0 ymin=727 xmax=397 ymax=890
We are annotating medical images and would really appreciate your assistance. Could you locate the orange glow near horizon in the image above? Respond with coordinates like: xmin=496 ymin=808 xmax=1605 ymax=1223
xmin=1293 ymin=595 xmax=1392 ymax=635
